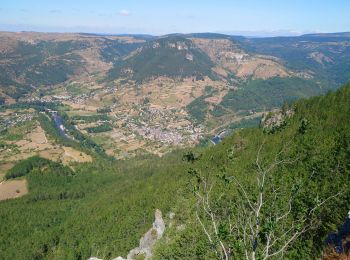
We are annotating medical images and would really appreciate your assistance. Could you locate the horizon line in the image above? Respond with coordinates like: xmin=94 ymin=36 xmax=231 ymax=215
xmin=0 ymin=28 xmax=349 ymax=38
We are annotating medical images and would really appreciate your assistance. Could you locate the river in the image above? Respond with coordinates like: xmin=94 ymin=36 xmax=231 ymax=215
xmin=50 ymin=112 xmax=71 ymax=139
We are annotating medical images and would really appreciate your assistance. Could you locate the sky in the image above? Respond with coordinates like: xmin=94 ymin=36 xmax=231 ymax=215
xmin=0 ymin=0 xmax=349 ymax=36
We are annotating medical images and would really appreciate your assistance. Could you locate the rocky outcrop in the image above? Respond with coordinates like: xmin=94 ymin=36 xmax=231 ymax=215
xmin=124 ymin=209 xmax=165 ymax=260
xmin=261 ymin=109 xmax=294 ymax=134
xmin=89 ymin=209 xmax=165 ymax=260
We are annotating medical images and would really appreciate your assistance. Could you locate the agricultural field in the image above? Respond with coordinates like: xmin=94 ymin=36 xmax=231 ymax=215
xmin=0 ymin=115 xmax=91 ymax=166
xmin=0 ymin=179 xmax=28 ymax=201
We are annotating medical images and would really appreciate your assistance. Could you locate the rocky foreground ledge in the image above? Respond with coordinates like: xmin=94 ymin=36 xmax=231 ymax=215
xmin=89 ymin=209 xmax=165 ymax=260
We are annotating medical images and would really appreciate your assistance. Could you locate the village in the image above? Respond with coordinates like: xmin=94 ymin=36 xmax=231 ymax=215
xmin=19 ymin=85 xmax=206 ymax=157
xmin=0 ymin=112 xmax=35 ymax=133
xmin=116 ymin=106 xmax=204 ymax=145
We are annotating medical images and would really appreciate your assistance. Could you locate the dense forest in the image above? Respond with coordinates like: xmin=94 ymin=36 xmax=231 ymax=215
xmin=221 ymin=77 xmax=323 ymax=112
xmin=1 ymin=83 xmax=350 ymax=259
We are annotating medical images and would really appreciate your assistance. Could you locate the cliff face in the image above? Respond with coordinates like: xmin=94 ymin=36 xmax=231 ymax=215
xmin=89 ymin=209 xmax=165 ymax=260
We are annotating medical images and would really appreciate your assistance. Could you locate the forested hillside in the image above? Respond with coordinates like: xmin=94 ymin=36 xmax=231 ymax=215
xmin=0 ymin=32 xmax=144 ymax=101
xmin=107 ymin=35 xmax=217 ymax=83
xmin=1 ymin=83 xmax=349 ymax=259
xmin=154 ymin=82 xmax=350 ymax=259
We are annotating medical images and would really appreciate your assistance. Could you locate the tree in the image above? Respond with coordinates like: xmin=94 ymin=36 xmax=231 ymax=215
xmin=190 ymin=140 xmax=342 ymax=260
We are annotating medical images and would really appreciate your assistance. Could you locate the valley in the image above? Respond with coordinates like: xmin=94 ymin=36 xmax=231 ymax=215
xmin=2 ymin=31 xmax=349 ymax=159
xmin=0 ymin=30 xmax=350 ymax=259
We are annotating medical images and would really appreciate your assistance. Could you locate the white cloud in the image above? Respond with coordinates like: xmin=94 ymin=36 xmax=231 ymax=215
xmin=118 ymin=9 xmax=131 ymax=16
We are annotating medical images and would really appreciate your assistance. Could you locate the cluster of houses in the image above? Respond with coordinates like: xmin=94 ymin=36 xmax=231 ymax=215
xmin=114 ymin=106 xmax=204 ymax=146
xmin=130 ymin=123 xmax=183 ymax=145
xmin=0 ymin=113 xmax=34 ymax=132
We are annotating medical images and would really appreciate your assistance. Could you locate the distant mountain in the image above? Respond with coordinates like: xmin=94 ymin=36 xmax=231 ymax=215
xmin=107 ymin=35 xmax=217 ymax=83
xmin=0 ymin=31 xmax=349 ymax=119
xmin=301 ymin=32 xmax=350 ymax=38
xmin=239 ymin=32 xmax=350 ymax=86
xmin=0 ymin=32 xmax=144 ymax=102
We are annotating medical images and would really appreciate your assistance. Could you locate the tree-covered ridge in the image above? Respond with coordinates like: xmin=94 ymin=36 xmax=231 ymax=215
xmin=107 ymin=36 xmax=217 ymax=83
xmin=221 ymin=77 xmax=323 ymax=112
xmin=154 ymin=82 xmax=350 ymax=259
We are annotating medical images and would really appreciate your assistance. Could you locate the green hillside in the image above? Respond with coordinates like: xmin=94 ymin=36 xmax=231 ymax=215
xmin=99 ymin=38 xmax=143 ymax=63
xmin=0 ymin=41 xmax=86 ymax=86
xmin=1 ymin=82 xmax=349 ymax=259
xmin=155 ymin=82 xmax=350 ymax=259
xmin=221 ymin=77 xmax=323 ymax=112
xmin=107 ymin=36 xmax=217 ymax=83
xmin=0 ymin=36 xmax=143 ymax=100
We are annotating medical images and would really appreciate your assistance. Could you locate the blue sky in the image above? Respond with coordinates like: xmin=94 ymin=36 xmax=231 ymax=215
xmin=0 ymin=0 xmax=349 ymax=36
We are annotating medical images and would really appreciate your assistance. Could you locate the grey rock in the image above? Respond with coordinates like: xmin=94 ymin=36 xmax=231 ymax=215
xmin=127 ymin=209 xmax=165 ymax=259
xmin=108 ymin=209 xmax=165 ymax=260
